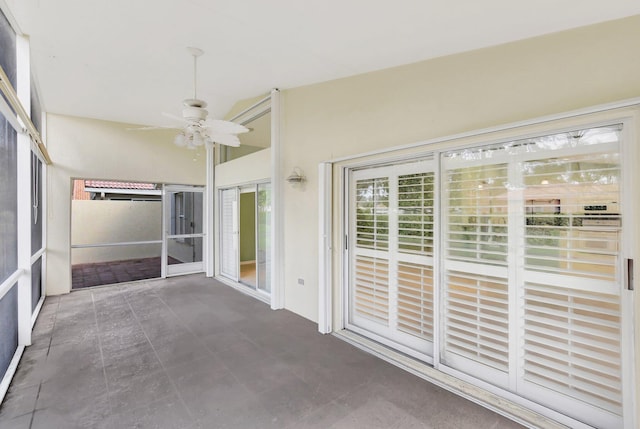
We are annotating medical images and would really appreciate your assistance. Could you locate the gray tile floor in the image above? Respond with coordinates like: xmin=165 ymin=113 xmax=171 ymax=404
xmin=0 ymin=275 xmax=524 ymax=429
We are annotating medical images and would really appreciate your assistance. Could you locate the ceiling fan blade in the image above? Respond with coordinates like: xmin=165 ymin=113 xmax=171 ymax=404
xmin=126 ymin=125 xmax=179 ymax=131
xmin=203 ymin=119 xmax=249 ymax=135
xmin=206 ymin=133 xmax=241 ymax=147
xmin=162 ymin=112 xmax=190 ymax=124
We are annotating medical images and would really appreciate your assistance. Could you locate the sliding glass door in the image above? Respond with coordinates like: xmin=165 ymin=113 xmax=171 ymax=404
xmin=346 ymin=125 xmax=631 ymax=429
xmin=219 ymin=182 xmax=271 ymax=294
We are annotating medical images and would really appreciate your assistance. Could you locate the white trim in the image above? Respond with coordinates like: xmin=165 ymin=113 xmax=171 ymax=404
xmin=0 ymin=1 xmax=23 ymax=35
xmin=161 ymin=185 xmax=168 ymax=278
xmin=432 ymin=152 xmax=443 ymax=372
xmin=71 ymin=240 xmax=163 ymax=249
xmin=620 ymin=114 xmax=638 ymax=429
xmin=216 ymin=275 xmax=271 ymax=305
xmin=16 ymin=34 xmax=31 ymax=347
xmin=341 ymin=166 xmax=350 ymax=331
xmin=270 ymin=88 xmax=284 ymax=310
xmin=0 ymin=345 xmax=25 ymax=405
xmin=229 ymin=94 xmax=271 ymax=123
xmin=0 ymin=271 xmax=21 ymax=301
xmin=31 ymin=295 xmax=44 ymax=327
xmin=40 ymin=114 xmax=47 ymax=298
xmin=165 ymin=262 xmax=204 ymax=277
xmin=165 ymin=233 xmax=205 ymax=240
xmin=83 ymin=187 xmax=162 ymax=196
xmin=318 ymin=162 xmax=333 ymax=334
xmin=0 ymin=91 xmax=24 ymax=133
xmin=30 ymin=247 xmax=45 ymax=264
xmin=205 ymin=141 xmax=215 ymax=277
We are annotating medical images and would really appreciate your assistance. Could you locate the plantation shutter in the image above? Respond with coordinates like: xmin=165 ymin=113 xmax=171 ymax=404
xmin=349 ymin=161 xmax=435 ymax=359
xmin=442 ymin=156 xmax=511 ymax=385
xmin=220 ymin=188 xmax=238 ymax=279
xmin=396 ymin=172 xmax=435 ymax=345
xmin=352 ymin=173 xmax=390 ymax=327
xmin=518 ymin=137 xmax=623 ymax=428
xmin=440 ymin=126 xmax=624 ymax=429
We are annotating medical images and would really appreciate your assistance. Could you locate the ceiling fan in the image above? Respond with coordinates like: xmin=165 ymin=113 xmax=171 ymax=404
xmin=138 ymin=47 xmax=248 ymax=149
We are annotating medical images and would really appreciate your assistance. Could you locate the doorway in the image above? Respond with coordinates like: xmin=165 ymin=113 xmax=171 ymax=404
xmin=239 ymin=188 xmax=257 ymax=287
xmin=164 ymin=186 xmax=205 ymax=276
xmin=219 ymin=182 xmax=271 ymax=294
xmin=70 ymin=179 xmax=163 ymax=289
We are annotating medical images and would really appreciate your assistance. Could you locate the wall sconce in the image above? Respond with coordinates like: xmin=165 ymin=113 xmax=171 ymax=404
xmin=286 ymin=167 xmax=306 ymax=184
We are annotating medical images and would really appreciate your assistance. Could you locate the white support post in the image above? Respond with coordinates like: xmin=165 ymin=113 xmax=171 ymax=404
xmin=270 ymin=88 xmax=284 ymax=310
xmin=205 ymin=141 xmax=215 ymax=277
xmin=40 ymin=113 xmax=47 ymax=301
xmin=16 ymin=35 xmax=32 ymax=346
xmin=160 ymin=185 xmax=167 ymax=279
xmin=318 ymin=162 xmax=333 ymax=333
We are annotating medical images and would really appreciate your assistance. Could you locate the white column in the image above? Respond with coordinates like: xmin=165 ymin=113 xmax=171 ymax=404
xmin=16 ymin=35 xmax=32 ymax=346
xmin=205 ymin=141 xmax=215 ymax=277
xmin=270 ymin=88 xmax=284 ymax=309
xmin=317 ymin=162 xmax=332 ymax=333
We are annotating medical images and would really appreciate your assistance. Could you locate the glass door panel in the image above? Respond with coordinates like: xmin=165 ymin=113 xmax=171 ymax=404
xmin=164 ymin=187 xmax=204 ymax=276
xmin=441 ymin=125 xmax=625 ymax=429
xmin=257 ymin=183 xmax=271 ymax=293
xmin=348 ymin=160 xmax=435 ymax=360
xmin=239 ymin=189 xmax=257 ymax=288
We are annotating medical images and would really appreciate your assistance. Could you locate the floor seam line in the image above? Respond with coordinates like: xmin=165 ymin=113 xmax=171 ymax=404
xmin=123 ymin=291 xmax=197 ymax=422
xmin=91 ymin=291 xmax=115 ymax=423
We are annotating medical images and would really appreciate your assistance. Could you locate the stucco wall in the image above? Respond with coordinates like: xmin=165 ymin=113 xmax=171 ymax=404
xmin=46 ymin=114 xmax=206 ymax=295
xmin=71 ymin=200 xmax=161 ymax=264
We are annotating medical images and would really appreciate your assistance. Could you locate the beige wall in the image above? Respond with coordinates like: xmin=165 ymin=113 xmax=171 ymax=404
xmin=71 ymin=200 xmax=161 ymax=264
xmin=215 ymin=147 xmax=271 ymax=188
xmin=277 ymin=15 xmax=640 ymax=321
xmin=46 ymin=114 xmax=206 ymax=295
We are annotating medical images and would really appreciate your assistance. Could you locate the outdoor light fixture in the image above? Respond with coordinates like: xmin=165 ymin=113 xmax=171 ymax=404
xmin=286 ymin=167 xmax=306 ymax=184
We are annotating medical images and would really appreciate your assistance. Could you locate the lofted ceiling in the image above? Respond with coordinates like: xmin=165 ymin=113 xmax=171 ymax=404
xmin=4 ymin=0 xmax=640 ymax=128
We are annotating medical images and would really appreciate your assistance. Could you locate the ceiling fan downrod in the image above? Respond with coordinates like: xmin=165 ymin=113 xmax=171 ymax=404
xmin=187 ymin=46 xmax=204 ymax=100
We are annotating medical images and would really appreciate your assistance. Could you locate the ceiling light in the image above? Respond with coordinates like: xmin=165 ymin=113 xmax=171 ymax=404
xmin=192 ymin=132 xmax=204 ymax=147
xmin=174 ymin=132 xmax=186 ymax=147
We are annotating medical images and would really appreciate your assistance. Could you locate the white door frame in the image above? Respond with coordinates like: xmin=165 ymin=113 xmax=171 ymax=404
xmin=163 ymin=185 xmax=205 ymax=277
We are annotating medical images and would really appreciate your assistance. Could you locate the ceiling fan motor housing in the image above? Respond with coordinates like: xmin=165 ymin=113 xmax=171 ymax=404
xmin=182 ymin=98 xmax=208 ymax=121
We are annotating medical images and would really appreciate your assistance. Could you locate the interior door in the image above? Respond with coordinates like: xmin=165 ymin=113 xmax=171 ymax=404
xmin=164 ymin=185 xmax=205 ymax=276
xmin=220 ymin=187 xmax=239 ymax=281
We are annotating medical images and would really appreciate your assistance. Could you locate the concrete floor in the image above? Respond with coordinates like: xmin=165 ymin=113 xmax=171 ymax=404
xmin=0 ymin=275 xmax=524 ymax=429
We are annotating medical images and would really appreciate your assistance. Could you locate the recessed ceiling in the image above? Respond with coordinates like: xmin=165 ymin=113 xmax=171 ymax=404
xmin=4 ymin=0 xmax=640 ymax=127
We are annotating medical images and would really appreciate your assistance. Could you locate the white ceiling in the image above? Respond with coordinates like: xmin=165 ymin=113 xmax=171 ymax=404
xmin=4 ymin=0 xmax=640 ymax=128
